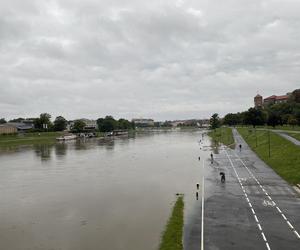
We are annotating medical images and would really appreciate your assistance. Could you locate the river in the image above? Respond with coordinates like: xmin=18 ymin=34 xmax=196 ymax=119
xmin=0 ymin=130 xmax=211 ymax=250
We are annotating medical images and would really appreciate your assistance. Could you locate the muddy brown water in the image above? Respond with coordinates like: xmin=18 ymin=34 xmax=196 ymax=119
xmin=0 ymin=130 xmax=210 ymax=250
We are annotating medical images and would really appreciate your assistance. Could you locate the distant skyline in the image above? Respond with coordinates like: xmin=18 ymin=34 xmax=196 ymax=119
xmin=1 ymin=0 xmax=300 ymax=120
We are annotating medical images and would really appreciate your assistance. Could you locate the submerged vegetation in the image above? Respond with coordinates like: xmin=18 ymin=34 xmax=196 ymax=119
xmin=159 ymin=196 xmax=184 ymax=250
xmin=238 ymin=128 xmax=300 ymax=185
xmin=208 ymin=127 xmax=235 ymax=148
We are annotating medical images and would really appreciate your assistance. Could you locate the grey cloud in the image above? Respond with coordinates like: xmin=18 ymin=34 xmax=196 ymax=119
xmin=0 ymin=0 xmax=300 ymax=120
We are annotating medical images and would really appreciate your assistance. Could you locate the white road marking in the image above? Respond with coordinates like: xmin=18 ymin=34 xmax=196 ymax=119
xmin=294 ymin=230 xmax=300 ymax=239
xmin=201 ymin=159 xmax=205 ymax=250
xmin=261 ymin=232 xmax=267 ymax=242
xmin=234 ymin=151 xmax=300 ymax=239
xmin=287 ymin=221 xmax=294 ymax=229
xmin=225 ymin=150 xmax=271 ymax=249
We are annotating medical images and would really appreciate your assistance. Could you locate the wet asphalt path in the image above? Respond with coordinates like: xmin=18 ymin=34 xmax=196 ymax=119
xmin=202 ymin=129 xmax=300 ymax=250
xmin=274 ymin=131 xmax=300 ymax=146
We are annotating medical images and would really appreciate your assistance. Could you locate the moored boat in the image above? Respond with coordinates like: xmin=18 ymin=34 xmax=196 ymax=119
xmin=56 ymin=134 xmax=77 ymax=141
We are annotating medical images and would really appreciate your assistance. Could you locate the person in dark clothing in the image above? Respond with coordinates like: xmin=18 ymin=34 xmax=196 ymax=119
xmin=220 ymin=172 xmax=225 ymax=183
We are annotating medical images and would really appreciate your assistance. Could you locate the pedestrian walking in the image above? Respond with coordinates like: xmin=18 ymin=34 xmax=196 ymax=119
xmin=210 ymin=153 xmax=214 ymax=164
xmin=220 ymin=172 xmax=225 ymax=183
xmin=239 ymin=144 xmax=242 ymax=152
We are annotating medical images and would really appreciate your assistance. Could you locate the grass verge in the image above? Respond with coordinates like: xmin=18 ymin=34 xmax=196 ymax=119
xmin=0 ymin=132 xmax=63 ymax=147
xmin=159 ymin=196 xmax=184 ymax=250
xmin=286 ymin=132 xmax=300 ymax=141
xmin=238 ymin=128 xmax=300 ymax=185
xmin=208 ymin=127 xmax=235 ymax=148
xmin=249 ymin=125 xmax=300 ymax=131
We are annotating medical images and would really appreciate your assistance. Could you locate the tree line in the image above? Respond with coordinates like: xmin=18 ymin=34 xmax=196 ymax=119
xmin=211 ymin=90 xmax=300 ymax=128
xmin=0 ymin=114 xmax=134 ymax=133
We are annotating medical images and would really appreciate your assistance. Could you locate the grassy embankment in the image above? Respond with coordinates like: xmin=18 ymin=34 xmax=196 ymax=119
xmin=238 ymin=128 xmax=300 ymax=185
xmin=159 ymin=196 xmax=184 ymax=250
xmin=285 ymin=132 xmax=300 ymax=141
xmin=0 ymin=132 xmax=63 ymax=147
xmin=252 ymin=125 xmax=300 ymax=131
xmin=208 ymin=127 xmax=235 ymax=148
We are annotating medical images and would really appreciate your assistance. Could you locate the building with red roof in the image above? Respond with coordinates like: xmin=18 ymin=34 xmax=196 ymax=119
xmin=254 ymin=91 xmax=293 ymax=109
xmin=263 ymin=94 xmax=289 ymax=106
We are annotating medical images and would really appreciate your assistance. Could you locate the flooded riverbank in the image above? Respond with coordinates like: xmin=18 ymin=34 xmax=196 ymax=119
xmin=0 ymin=130 xmax=210 ymax=250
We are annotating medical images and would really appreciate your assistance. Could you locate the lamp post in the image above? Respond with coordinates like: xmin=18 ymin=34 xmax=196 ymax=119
xmin=268 ymin=130 xmax=271 ymax=157
xmin=255 ymin=128 xmax=257 ymax=147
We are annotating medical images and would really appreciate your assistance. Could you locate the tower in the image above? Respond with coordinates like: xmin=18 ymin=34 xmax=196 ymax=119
xmin=254 ymin=94 xmax=263 ymax=108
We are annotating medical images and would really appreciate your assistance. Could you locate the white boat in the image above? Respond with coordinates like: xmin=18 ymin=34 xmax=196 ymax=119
xmin=56 ymin=134 xmax=77 ymax=141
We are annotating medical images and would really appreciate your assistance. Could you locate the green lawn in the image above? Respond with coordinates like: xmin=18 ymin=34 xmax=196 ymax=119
xmin=208 ymin=127 xmax=235 ymax=148
xmin=238 ymin=128 xmax=300 ymax=185
xmin=271 ymin=125 xmax=300 ymax=131
xmin=286 ymin=132 xmax=300 ymax=141
xmin=159 ymin=196 xmax=184 ymax=250
xmin=0 ymin=132 xmax=63 ymax=147
xmin=247 ymin=125 xmax=300 ymax=131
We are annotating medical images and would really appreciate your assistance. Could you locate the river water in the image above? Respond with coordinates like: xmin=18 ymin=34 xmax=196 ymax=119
xmin=0 ymin=130 xmax=211 ymax=250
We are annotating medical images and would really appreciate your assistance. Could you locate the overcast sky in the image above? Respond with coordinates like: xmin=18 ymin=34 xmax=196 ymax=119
xmin=1 ymin=0 xmax=300 ymax=121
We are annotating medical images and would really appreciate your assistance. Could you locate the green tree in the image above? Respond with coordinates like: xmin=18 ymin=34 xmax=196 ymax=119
xmin=53 ymin=116 xmax=67 ymax=131
xmin=73 ymin=120 xmax=86 ymax=132
xmin=287 ymin=115 xmax=298 ymax=128
xmin=294 ymin=109 xmax=300 ymax=125
xmin=267 ymin=111 xmax=281 ymax=128
xmin=117 ymin=118 xmax=133 ymax=130
xmin=0 ymin=118 xmax=6 ymax=124
xmin=291 ymin=89 xmax=300 ymax=103
xmin=9 ymin=117 xmax=25 ymax=122
xmin=161 ymin=121 xmax=172 ymax=127
xmin=210 ymin=113 xmax=221 ymax=129
xmin=34 ymin=113 xmax=52 ymax=130
xmin=243 ymin=108 xmax=266 ymax=127
xmin=223 ymin=113 xmax=240 ymax=126
xmin=40 ymin=113 xmax=52 ymax=127
xmin=96 ymin=118 xmax=104 ymax=131
xmin=98 ymin=116 xmax=117 ymax=132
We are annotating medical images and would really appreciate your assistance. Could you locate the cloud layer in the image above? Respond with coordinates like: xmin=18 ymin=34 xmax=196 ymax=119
xmin=1 ymin=0 xmax=300 ymax=120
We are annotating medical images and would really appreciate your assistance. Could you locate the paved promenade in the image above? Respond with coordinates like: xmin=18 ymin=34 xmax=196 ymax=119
xmin=274 ymin=131 xmax=300 ymax=146
xmin=202 ymin=129 xmax=300 ymax=249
